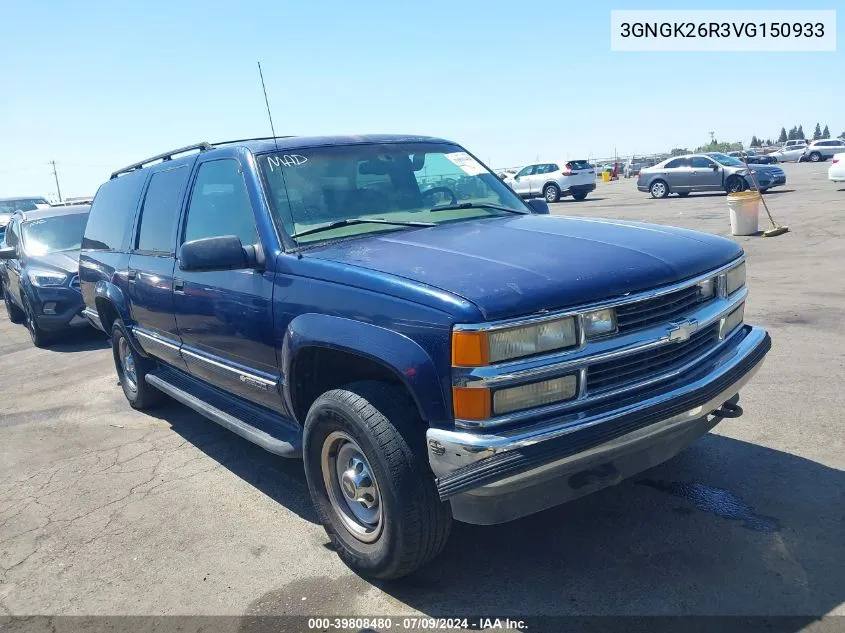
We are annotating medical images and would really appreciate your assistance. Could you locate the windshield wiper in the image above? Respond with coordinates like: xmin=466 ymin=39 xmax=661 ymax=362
xmin=429 ymin=202 xmax=527 ymax=215
xmin=291 ymin=218 xmax=435 ymax=239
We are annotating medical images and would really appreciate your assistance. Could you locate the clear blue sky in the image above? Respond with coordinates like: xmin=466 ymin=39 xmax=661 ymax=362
xmin=1 ymin=0 xmax=841 ymax=198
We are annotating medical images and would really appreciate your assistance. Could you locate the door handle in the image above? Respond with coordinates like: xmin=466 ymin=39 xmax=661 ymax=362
xmin=127 ymin=269 xmax=137 ymax=282
xmin=174 ymin=278 xmax=184 ymax=293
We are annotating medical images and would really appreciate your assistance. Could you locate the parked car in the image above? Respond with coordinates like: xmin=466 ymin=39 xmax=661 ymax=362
xmin=0 ymin=196 xmax=51 ymax=242
xmin=0 ymin=205 xmax=90 ymax=346
xmin=829 ymin=153 xmax=845 ymax=183
xmin=770 ymin=144 xmax=807 ymax=163
xmin=503 ymin=160 xmax=596 ymax=202
xmin=637 ymin=153 xmax=785 ymax=198
xmin=727 ymin=150 xmax=778 ymax=165
xmin=79 ymin=135 xmax=770 ymax=579
xmin=783 ymin=139 xmax=808 ymax=149
xmin=803 ymin=139 xmax=845 ymax=162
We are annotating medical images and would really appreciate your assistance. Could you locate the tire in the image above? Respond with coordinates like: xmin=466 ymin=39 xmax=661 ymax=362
xmin=677 ymin=192 xmax=691 ymax=198
xmin=543 ymin=183 xmax=560 ymax=203
xmin=111 ymin=319 xmax=163 ymax=410
xmin=3 ymin=287 xmax=25 ymax=324
xmin=808 ymin=152 xmax=822 ymax=162
xmin=303 ymin=381 xmax=452 ymax=579
xmin=22 ymin=298 xmax=51 ymax=348
xmin=649 ymin=180 xmax=669 ymax=199
xmin=572 ymin=191 xmax=588 ymax=201
xmin=725 ymin=176 xmax=748 ymax=193
xmin=760 ymin=188 xmax=769 ymax=193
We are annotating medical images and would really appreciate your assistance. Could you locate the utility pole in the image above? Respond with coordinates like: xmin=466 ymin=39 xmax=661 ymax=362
xmin=48 ymin=160 xmax=62 ymax=203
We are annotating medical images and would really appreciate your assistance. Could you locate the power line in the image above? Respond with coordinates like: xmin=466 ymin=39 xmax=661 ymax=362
xmin=48 ymin=160 xmax=62 ymax=203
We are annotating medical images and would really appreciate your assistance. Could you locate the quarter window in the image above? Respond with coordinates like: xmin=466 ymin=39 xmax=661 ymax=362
xmin=135 ymin=165 xmax=190 ymax=254
xmin=183 ymin=159 xmax=257 ymax=245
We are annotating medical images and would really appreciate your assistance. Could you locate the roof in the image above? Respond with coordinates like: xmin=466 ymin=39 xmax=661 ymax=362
xmin=0 ymin=196 xmax=48 ymax=202
xmin=17 ymin=205 xmax=90 ymax=222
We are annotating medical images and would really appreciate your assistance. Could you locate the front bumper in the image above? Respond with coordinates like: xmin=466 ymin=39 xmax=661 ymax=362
xmin=27 ymin=286 xmax=87 ymax=331
xmin=427 ymin=325 xmax=770 ymax=525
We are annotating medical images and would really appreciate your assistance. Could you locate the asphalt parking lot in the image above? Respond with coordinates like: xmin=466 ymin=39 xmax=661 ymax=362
xmin=1 ymin=162 xmax=843 ymax=624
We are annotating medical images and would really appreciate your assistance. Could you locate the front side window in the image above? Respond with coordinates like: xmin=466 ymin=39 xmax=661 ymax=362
xmin=183 ymin=159 xmax=257 ymax=245
xmin=136 ymin=165 xmax=190 ymax=254
xmin=708 ymin=153 xmax=745 ymax=167
xmin=21 ymin=213 xmax=89 ymax=256
xmin=690 ymin=157 xmax=715 ymax=168
xmin=257 ymin=142 xmax=528 ymax=245
xmin=4 ymin=219 xmax=20 ymax=248
xmin=515 ymin=165 xmax=535 ymax=178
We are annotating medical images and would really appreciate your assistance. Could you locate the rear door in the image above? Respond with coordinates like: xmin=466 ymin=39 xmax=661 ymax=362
xmin=125 ymin=165 xmax=190 ymax=368
xmin=173 ymin=156 xmax=280 ymax=411
xmin=660 ymin=157 xmax=690 ymax=190
xmin=529 ymin=164 xmax=553 ymax=196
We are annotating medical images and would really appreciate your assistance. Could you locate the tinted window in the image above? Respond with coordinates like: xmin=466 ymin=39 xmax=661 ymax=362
xmin=22 ymin=213 xmax=89 ymax=255
xmin=568 ymin=160 xmax=592 ymax=170
xmin=4 ymin=219 xmax=19 ymax=248
xmin=135 ymin=166 xmax=189 ymax=253
xmin=183 ymin=160 xmax=256 ymax=245
xmin=516 ymin=165 xmax=535 ymax=177
xmin=82 ymin=170 xmax=147 ymax=251
xmin=690 ymin=156 xmax=715 ymax=168
xmin=665 ymin=158 xmax=688 ymax=168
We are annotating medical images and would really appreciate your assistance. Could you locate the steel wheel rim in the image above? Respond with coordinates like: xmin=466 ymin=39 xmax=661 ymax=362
xmin=119 ymin=337 xmax=137 ymax=391
xmin=321 ymin=431 xmax=383 ymax=543
xmin=652 ymin=182 xmax=665 ymax=197
xmin=810 ymin=153 xmax=819 ymax=162
xmin=545 ymin=187 xmax=556 ymax=202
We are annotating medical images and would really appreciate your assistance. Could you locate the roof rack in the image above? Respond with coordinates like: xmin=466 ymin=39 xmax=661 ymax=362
xmin=110 ymin=142 xmax=212 ymax=179
xmin=211 ymin=135 xmax=296 ymax=147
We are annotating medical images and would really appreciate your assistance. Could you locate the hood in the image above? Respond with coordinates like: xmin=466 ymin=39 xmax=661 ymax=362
xmin=303 ymin=215 xmax=742 ymax=321
xmin=28 ymin=250 xmax=80 ymax=275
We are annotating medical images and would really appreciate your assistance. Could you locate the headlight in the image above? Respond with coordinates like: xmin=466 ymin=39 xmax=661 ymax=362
xmin=452 ymin=316 xmax=578 ymax=366
xmin=27 ymin=269 xmax=68 ymax=287
xmin=493 ymin=374 xmax=578 ymax=415
xmin=583 ymin=308 xmax=616 ymax=338
xmin=725 ymin=262 xmax=746 ymax=295
xmin=720 ymin=303 xmax=745 ymax=339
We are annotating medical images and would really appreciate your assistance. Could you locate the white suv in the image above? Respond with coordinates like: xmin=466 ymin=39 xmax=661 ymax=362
xmin=504 ymin=160 xmax=596 ymax=202
xmin=804 ymin=139 xmax=845 ymax=162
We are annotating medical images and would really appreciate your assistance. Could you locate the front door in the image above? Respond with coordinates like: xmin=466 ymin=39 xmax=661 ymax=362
xmin=125 ymin=164 xmax=191 ymax=369
xmin=173 ymin=157 xmax=280 ymax=412
xmin=3 ymin=218 xmax=23 ymax=306
xmin=510 ymin=165 xmax=535 ymax=197
xmin=688 ymin=156 xmax=723 ymax=191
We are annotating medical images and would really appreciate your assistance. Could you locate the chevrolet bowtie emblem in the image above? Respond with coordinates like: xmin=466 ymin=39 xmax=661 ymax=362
xmin=667 ymin=319 xmax=699 ymax=343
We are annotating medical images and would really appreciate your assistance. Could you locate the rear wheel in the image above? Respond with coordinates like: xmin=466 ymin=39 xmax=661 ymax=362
xmin=3 ymin=287 xmax=25 ymax=324
xmin=572 ymin=191 xmax=588 ymax=201
xmin=303 ymin=381 xmax=452 ymax=579
xmin=808 ymin=152 xmax=822 ymax=162
xmin=649 ymin=180 xmax=669 ymax=199
xmin=111 ymin=319 xmax=163 ymax=409
xmin=543 ymin=183 xmax=560 ymax=203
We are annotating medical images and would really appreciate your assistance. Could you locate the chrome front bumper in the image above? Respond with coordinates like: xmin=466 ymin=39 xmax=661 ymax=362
xmin=427 ymin=325 xmax=770 ymax=524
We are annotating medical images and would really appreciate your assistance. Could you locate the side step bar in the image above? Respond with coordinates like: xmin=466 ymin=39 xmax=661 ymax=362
xmin=146 ymin=369 xmax=302 ymax=458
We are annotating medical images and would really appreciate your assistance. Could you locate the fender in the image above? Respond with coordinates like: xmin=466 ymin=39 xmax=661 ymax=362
xmin=281 ymin=313 xmax=449 ymax=425
xmin=94 ymin=279 xmax=131 ymax=325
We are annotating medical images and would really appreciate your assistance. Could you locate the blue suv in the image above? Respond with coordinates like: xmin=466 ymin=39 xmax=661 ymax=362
xmin=79 ymin=135 xmax=771 ymax=579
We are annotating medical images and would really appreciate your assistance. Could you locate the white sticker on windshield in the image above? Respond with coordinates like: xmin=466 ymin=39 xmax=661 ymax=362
xmin=444 ymin=152 xmax=487 ymax=176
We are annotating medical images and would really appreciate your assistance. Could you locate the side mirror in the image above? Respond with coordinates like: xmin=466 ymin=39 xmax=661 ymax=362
xmin=711 ymin=164 xmax=720 ymax=170
xmin=526 ymin=199 xmax=550 ymax=215
xmin=178 ymin=235 xmax=261 ymax=272
xmin=0 ymin=246 xmax=16 ymax=260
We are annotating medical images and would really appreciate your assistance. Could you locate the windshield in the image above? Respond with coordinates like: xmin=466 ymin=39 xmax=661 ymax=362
xmin=708 ymin=153 xmax=745 ymax=167
xmin=257 ymin=142 xmax=528 ymax=244
xmin=21 ymin=213 xmax=88 ymax=256
xmin=0 ymin=198 xmax=49 ymax=214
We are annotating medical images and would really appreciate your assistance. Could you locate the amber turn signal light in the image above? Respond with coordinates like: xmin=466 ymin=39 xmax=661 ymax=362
xmin=452 ymin=386 xmax=491 ymax=420
xmin=451 ymin=331 xmax=489 ymax=366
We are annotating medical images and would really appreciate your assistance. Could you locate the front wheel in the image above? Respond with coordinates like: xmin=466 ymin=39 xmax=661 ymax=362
xmin=303 ymin=381 xmax=452 ymax=579
xmin=808 ymin=152 xmax=822 ymax=162
xmin=3 ymin=287 xmax=25 ymax=324
xmin=543 ymin=183 xmax=560 ymax=203
xmin=22 ymin=298 xmax=51 ymax=347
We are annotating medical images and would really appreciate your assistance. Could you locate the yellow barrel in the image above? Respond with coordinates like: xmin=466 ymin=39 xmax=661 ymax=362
xmin=601 ymin=171 xmax=611 ymax=182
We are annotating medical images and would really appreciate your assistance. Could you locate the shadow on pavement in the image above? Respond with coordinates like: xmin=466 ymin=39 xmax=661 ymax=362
xmin=47 ymin=327 xmax=110 ymax=352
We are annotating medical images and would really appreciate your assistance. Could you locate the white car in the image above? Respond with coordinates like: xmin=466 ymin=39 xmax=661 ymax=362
xmin=505 ymin=160 xmax=596 ymax=202
xmin=770 ymin=144 xmax=807 ymax=162
xmin=804 ymin=139 xmax=845 ymax=163
xmin=829 ymin=153 xmax=845 ymax=182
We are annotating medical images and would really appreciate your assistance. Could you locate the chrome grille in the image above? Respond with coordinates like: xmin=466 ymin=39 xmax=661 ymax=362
xmin=615 ymin=285 xmax=705 ymax=333
xmin=70 ymin=275 xmax=80 ymax=291
xmin=587 ymin=323 xmax=720 ymax=393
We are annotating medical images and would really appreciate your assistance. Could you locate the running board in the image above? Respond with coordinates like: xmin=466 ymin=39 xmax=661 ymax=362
xmin=146 ymin=367 xmax=302 ymax=458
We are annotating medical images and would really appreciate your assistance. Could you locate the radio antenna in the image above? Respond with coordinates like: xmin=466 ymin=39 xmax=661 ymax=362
xmin=257 ymin=61 xmax=279 ymax=151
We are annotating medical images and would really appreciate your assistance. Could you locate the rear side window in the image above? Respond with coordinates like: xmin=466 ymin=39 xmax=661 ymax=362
xmin=135 ymin=165 xmax=190 ymax=254
xmin=183 ymin=159 xmax=257 ymax=246
xmin=82 ymin=171 xmax=147 ymax=251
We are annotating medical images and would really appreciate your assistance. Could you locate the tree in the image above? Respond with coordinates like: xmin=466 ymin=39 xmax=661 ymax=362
xmin=822 ymin=125 xmax=830 ymax=139
xmin=765 ymin=138 xmax=773 ymax=146
xmin=670 ymin=147 xmax=689 ymax=156
xmin=839 ymin=131 xmax=845 ymax=140
xmin=797 ymin=124 xmax=805 ymax=140
xmin=813 ymin=123 xmax=822 ymax=140
xmin=788 ymin=126 xmax=798 ymax=140
xmin=750 ymin=135 xmax=760 ymax=147
xmin=778 ymin=127 xmax=788 ymax=143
